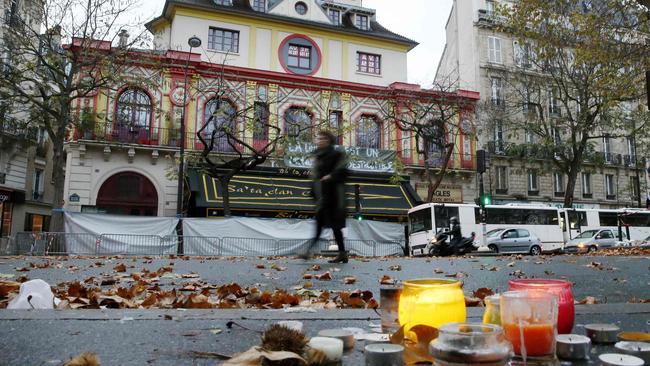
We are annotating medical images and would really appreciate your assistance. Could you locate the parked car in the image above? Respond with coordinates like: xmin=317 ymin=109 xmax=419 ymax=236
xmin=485 ymin=228 xmax=543 ymax=255
xmin=564 ymin=229 xmax=628 ymax=253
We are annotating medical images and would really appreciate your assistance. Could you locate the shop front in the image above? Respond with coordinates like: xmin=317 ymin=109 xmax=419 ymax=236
xmin=0 ymin=188 xmax=26 ymax=237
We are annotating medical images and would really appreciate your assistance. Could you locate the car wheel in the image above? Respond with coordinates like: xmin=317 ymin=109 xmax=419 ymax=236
xmin=530 ymin=245 xmax=541 ymax=256
xmin=488 ymin=244 xmax=499 ymax=253
xmin=587 ymin=245 xmax=597 ymax=253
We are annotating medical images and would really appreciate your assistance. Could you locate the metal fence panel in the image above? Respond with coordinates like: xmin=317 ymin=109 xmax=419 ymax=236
xmin=222 ymin=237 xmax=279 ymax=256
xmin=182 ymin=236 xmax=221 ymax=256
xmin=97 ymin=234 xmax=170 ymax=255
xmin=11 ymin=232 xmax=98 ymax=256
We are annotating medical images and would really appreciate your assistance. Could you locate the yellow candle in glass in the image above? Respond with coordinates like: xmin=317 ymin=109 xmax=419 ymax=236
xmin=398 ymin=279 xmax=466 ymax=334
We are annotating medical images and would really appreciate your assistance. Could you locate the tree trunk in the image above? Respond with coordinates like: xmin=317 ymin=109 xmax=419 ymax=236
xmin=220 ymin=175 xmax=232 ymax=217
xmin=563 ymin=164 xmax=580 ymax=208
xmin=49 ymin=134 xmax=67 ymax=233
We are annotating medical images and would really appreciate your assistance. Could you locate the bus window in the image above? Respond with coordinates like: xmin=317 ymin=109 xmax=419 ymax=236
xmin=409 ymin=209 xmax=432 ymax=234
xmin=477 ymin=207 xmax=559 ymax=225
xmin=568 ymin=211 xmax=587 ymax=229
xmin=434 ymin=206 xmax=459 ymax=231
xmin=620 ymin=212 xmax=650 ymax=227
xmin=598 ymin=212 xmax=619 ymax=226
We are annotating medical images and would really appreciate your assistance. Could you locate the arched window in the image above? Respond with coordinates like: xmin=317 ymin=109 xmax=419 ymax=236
xmin=116 ymin=89 xmax=152 ymax=129
xmin=424 ymin=119 xmax=446 ymax=166
xmin=356 ymin=115 xmax=380 ymax=149
xmin=284 ymin=107 xmax=312 ymax=142
xmin=203 ymin=99 xmax=236 ymax=152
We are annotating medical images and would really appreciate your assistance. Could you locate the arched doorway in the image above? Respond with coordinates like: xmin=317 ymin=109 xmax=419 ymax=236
xmin=96 ymin=172 xmax=158 ymax=216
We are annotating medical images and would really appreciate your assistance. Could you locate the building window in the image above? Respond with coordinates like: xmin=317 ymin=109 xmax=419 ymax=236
xmin=214 ymin=0 xmax=232 ymax=5
xmin=486 ymin=0 xmax=495 ymax=15
xmin=525 ymin=130 xmax=535 ymax=144
xmin=627 ymin=137 xmax=636 ymax=160
xmin=295 ymin=1 xmax=308 ymax=15
xmin=357 ymin=52 xmax=381 ymax=74
xmin=552 ymin=128 xmax=562 ymax=146
xmin=253 ymin=102 xmax=269 ymax=144
xmin=288 ymin=44 xmax=311 ymax=69
xmin=496 ymin=166 xmax=508 ymax=193
xmin=493 ymin=120 xmax=504 ymax=152
xmin=605 ymin=174 xmax=615 ymax=199
xmin=116 ymin=89 xmax=152 ymax=129
xmin=357 ymin=115 xmax=380 ymax=149
xmin=487 ymin=36 xmax=502 ymax=63
xmin=252 ymin=0 xmax=265 ymax=12
xmin=582 ymin=172 xmax=592 ymax=197
xmin=402 ymin=130 xmax=411 ymax=158
xmin=203 ymin=99 xmax=236 ymax=152
xmin=490 ymin=77 xmax=503 ymax=106
xmin=208 ymin=27 xmax=239 ymax=53
xmin=328 ymin=8 xmax=340 ymax=25
xmin=554 ymin=173 xmax=564 ymax=196
xmin=528 ymin=169 xmax=539 ymax=194
xmin=603 ymin=135 xmax=612 ymax=162
xmin=328 ymin=110 xmax=343 ymax=144
xmin=630 ymin=176 xmax=639 ymax=200
xmin=355 ymin=14 xmax=369 ymax=30
xmin=33 ymin=169 xmax=44 ymax=201
xmin=548 ymin=88 xmax=561 ymax=116
xmin=513 ymin=41 xmax=532 ymax=68
xmin=284 ymin=107 xmax=312 ymax=141
xmin=24 ymin=213 xmax=49 ymax=232
xmin=462 ymin=135 xmax=472 ymax=161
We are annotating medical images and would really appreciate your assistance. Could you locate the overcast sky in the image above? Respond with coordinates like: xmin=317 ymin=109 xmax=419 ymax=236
xmin=132 ymin=0 xmax=453 ymax=85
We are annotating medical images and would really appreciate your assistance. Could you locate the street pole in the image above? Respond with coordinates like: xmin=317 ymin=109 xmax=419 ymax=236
xmin=176 ymin=36 xmax=202 ymax=254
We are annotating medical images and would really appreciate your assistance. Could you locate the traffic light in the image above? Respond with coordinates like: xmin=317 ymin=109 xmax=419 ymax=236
xmin=476 ymin=149 xmax=487 ymax=174
xmin=354 ymin=213 xmax=364 ymax=221
xmin=476 ymin=194 xmax=492 ymax=207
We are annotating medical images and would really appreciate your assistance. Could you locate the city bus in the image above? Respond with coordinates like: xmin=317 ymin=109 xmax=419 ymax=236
xmin=407 ymin=203 xmax=564 ymax=256
xmin=560 ymin=208 xmax=650 ymax=242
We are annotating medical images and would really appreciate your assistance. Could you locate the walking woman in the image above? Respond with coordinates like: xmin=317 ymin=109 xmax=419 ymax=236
xmin=302 ymin=130 xmax=349 ymax=263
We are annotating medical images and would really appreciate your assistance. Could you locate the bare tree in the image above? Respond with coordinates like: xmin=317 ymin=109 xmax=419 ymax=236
xmin=0 ymin=0 xmax=151 ymax=231
xmin=380 ymin=76 xmax=476 ymax=202
xmin=484 ymin=0 xmax=650 ymax=207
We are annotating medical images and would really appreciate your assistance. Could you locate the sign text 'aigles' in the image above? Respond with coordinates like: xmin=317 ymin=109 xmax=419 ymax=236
xmin=284 ymin=143 xmax=396 ymax=173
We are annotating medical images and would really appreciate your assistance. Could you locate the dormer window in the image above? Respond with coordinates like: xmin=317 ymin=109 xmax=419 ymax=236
xmin=213 ymin=0 xmax=232 ymax=5
xmin=252 ymin=0 xmax=265 ymax=12
xmin=295 ymin=1 xmax=308 ymax=15
xmin=328 ymin=9 xmax=340 ymax=25
xmin=355 ymin=14 xmax=369 ymax=30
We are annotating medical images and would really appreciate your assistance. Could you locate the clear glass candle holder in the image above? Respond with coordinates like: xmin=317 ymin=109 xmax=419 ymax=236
xmin=429 ymin=323 xmax=513 ymax=366
xmin=398 ymin=279 xmax=466 ymax=336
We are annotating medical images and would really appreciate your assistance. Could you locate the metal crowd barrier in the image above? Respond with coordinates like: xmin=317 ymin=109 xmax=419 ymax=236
xmin=4 ymin=232 xmax=406 ymax=257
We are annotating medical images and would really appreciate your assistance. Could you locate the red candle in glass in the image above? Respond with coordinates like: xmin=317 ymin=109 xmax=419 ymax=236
xmin=508 ymin=279 xmax=574 ymax=334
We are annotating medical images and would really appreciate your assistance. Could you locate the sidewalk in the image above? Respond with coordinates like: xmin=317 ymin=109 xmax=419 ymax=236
xmin=1 ymin=304 xmax=648 ymax=365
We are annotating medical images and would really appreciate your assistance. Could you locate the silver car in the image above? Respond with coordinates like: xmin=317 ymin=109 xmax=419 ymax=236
xmin=564 ymin=229 xmax=627 ymax=253
xmin=485 ymin=228 xmax=543 ymax=255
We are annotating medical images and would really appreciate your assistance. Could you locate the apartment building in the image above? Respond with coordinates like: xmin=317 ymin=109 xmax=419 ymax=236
xmin=436 ymin=0 xmax=648 ymax=209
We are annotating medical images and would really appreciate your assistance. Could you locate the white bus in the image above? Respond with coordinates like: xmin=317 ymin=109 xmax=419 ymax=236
xmin=561 ymin=208 xmax=650 ymax=242
xmin=407 ymin=203 xmax=564 ymax=256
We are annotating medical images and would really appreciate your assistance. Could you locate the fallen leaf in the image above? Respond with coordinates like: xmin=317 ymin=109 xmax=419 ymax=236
xmin=576 ymin=296 xmax=599 ymax=305
xmin=507 ymin=262 xmax=516 ymax=267
xmin=181 ymin=273 xmax=200 ymax=279
xmin=310 ymin=265 xmax=321 ymax=271
xmin=343 ymin=276 xmax=356 ymax=284
xmin=14 ymin=267 xmax=29 ymax=272
xmin=0 ymin=274 xmax=15 ymax=279
xmin=210 ymin=328 xmax=223 ymax=335
xmin=379 ymin=275 xmax=395 ymax=285
xmin=465 ymin=296 xmax=482 ymax=307
xmin=302 ymin=273 xmax=313 ymax=280
xmin=63 ymin=352 xmax=100 ymax=366
xmin=472 ymin=287 xmax=494 ymax=300
xmin=489 ymin=266 xmax=500 ymax=272
xmin=315 ymin=272 xmax=332 ymax=281
xmin=271 ymin=264 xmax=287 ymax=272
xmin=433 ymin=268 xmax=445 ymax=274
xmin=445 ymin=272 xmax=467 ymax=279
xmin=388 ymin=265 xmax=402 ymax=271
xmin=255 ymin=264 xmax=265 ymax=269
xmin=113 ymin=263 xmax=126 ymax=273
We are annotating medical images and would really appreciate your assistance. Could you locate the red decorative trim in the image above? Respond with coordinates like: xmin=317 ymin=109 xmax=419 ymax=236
xmin=277 ymin=34 xmax=322 ymax=77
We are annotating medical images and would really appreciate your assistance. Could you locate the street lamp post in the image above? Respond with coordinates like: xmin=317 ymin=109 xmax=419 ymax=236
xmin=176 ymin=36 xmax=201 ymax=253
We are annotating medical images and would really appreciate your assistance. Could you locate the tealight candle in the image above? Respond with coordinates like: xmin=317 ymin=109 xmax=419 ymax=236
xmin=598 ymin=353 xmax=644 ymax=366
xmin=615 ymin=341 xmax=650 ymax=365
xmin=585 ymin=323 xmax=620 ymax=344
xmin=364 ymin=343 xmax=404 ymax=366
xmin=556 ymin=334 xmax=591 ymax=360
xmin=356 ymin=333 xmax=390 ymax=344
xmin=308 ymin=337 xmax=343 ymax=362
xmin=318 ymin=329 xmax=355 ymax=350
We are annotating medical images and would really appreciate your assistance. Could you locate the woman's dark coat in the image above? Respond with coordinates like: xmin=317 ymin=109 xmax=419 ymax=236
xmin=312 ymin=146 xmax=349 ymax=229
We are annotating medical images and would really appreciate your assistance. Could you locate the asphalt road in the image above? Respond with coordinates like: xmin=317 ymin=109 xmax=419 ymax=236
xmin=0 ymin=253 xmax=648 ymax=304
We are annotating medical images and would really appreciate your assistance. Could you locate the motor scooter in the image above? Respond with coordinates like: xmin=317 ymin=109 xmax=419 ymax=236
xmin=426 ymin=230 xmax=477 ymax=257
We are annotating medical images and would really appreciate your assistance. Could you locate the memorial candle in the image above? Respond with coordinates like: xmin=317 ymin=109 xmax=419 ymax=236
xmin=598 ymin=353 xmax=644 ymax=366
xmin=555 ymin=334 xmax=591 ymax=360
xmin=308 ymin=337 xmax=343 ymax=362
xmin=615 ymin=341 xmax=650 ymax=365
xmin=585 ymin=323 xmax=620 ymax=344
xmin=364 ymin=343 xmax=404 ymax=366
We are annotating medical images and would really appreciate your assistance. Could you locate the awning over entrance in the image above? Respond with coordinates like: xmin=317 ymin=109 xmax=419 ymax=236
xmin=188 ymin=168 xmax=420 ymax=221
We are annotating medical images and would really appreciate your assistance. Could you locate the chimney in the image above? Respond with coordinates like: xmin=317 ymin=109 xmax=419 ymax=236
xmin=118 ymin=29 xmax=130 ymax=48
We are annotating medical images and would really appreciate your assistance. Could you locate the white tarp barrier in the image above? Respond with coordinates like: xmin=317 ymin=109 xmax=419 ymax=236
xmin=64 ymin=212 xmax=179 ymax=255
xmin=182 ymin=217 xmax=405 ymax=256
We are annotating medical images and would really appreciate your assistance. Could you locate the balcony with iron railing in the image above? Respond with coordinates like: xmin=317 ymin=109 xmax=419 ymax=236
xmin=477 ymin=9 xmax=505 ymax=25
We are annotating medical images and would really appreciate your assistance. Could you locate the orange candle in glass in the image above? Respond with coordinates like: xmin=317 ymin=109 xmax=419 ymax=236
xmin=500 ymin=291 xmax=558 ymax=359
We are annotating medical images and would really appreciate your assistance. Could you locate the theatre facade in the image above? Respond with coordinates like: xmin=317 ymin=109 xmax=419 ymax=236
xmin=62 ymin=0 xmax=480 ymax=222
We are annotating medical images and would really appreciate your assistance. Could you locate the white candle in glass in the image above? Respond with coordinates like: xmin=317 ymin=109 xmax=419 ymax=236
xmin=308 ymin=337 xmax=344 ymax=362
xmin=598 ymin=353 xmax=644 ymax=366
xmin=365 ymin=343 xmax=404 ymax=366
xmin=556 ymin=334 xmax=591 ymax=360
